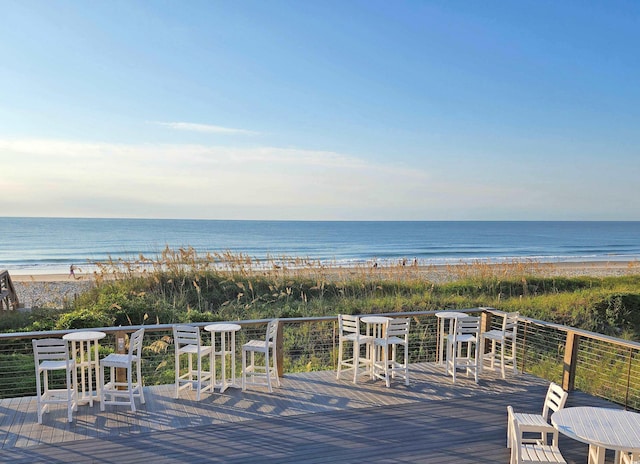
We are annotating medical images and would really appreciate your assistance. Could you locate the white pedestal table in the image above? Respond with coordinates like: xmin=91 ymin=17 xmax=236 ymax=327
xmin=63 ymin=330 xmax=107 ymax=406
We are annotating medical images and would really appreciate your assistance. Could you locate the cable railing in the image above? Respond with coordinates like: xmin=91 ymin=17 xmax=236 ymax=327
xmin=0 ymin=308 xmax=638 ymax=410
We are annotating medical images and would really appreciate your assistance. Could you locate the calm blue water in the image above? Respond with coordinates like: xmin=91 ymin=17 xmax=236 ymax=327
xmin=1 ymin=218 xmax=640 ymax=274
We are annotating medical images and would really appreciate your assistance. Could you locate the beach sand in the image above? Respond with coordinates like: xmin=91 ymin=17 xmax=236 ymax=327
xmin=9 ymin=260 xmax=640 ymax=309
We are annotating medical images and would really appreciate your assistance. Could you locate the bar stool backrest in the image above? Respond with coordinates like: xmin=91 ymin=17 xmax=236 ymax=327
xmin=128 ymin=327 xmax=145 ymax=361
xmin=338 ymin=314 xmax=360 ymax=336
xmin=33 ymin=338 xmax=71 ymax=364
xmin=266 ymin=319 xmax=278 ymax=346
xmin=174 ymin=325 xmax=202 ymax=351
xmin=503 ymin=312 xmax=519 ymax=338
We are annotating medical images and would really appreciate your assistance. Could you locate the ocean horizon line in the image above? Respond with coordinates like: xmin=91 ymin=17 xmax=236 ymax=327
xmin=2 ymin=216 xmax=640 ymax=223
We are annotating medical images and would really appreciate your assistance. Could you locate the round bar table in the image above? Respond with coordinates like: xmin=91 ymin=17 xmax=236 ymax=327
xmin=435 ymin=312 xmax=467 ymax=366
xmin=360 ymin=316 xmax=391 ymax=379
xmin=63 ymin=330 xmax=106 ymax=406
xmin=552 ymin=406 xmax=640 ymax=464
xmin=205 ymin=323 xmax=242 ymax=393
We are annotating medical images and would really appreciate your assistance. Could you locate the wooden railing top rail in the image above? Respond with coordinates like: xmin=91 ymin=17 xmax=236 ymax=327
xmin=3 ymin=306 xmax=638 ymax=351
xmin=0 ymin=307 xmax=485 ymax=341
xmin=515 ymin=313 xmax=640 ymax=351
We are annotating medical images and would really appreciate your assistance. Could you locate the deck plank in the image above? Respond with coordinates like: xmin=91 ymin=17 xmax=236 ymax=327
xmin=0 ymin=363 xmax=622 ymax=463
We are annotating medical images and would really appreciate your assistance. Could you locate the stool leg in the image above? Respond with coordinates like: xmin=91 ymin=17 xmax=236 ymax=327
xmin=242 ymin=349 xmax=247 ymax=390
xmin=337 ymin=339 xmax=343 ymax=379
xmin=265 ymin=350 xmax=272 ymax=393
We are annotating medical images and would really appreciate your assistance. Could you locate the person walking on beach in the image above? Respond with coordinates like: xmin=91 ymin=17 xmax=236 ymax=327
xmin=69 ymin=264 xmax=76 ymax=279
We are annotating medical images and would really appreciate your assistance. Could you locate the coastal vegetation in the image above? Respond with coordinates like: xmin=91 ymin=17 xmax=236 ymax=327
xmin=5 ymin=248 xmax=640 ymax=340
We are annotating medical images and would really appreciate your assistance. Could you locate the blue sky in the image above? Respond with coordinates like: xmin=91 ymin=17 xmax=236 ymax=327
xmin=1 ymin=0 xmax=639 ymax=220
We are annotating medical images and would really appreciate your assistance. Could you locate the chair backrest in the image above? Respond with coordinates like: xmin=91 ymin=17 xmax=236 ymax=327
xmin=542 ymin=382 xmax=568 ymax=421
xmin=509 ymin=407 xmax=529 ymax=464
xmin=173 ymin=325 xmax=201 ymax=349
xmin=128 ymin=328 xmax=145 ymax=361
xmin=502 ymin=311 xmax=519 ymax=337
xmin=338 ymin=314 xmax=360 ymax=336
xmin=455 ymin=316 xmax=480 ymax=336
xmin=385 ymin=317 xmax=410 ymax=340
xmin=32 ymin=338 xmax=70 ymax=364
xmin=266 ymin=319 xmax=279 ymax=345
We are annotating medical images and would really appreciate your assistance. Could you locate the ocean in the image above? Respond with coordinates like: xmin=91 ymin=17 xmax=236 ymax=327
xmin=1 ymin=218 xmax=640 ymax=275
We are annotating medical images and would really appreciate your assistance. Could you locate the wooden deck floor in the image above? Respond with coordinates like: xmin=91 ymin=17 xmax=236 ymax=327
xmin=0 ymin=363 xmax=623 ymax=463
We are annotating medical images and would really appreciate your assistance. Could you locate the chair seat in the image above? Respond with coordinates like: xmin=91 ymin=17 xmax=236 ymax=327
xmin=483 ymin=329 xmax=515 ymax=342
xmin=449 ymin=333 xmax=477 ymax=343
xmin=243 ymin=340 xmax=273 ymax=352
xmin=512 ymin=412 xmax=553 ymax=429
xmin=101 ymin=353 xmax=131 ymax=368
xmin=374 ymin=336 xmax=405 ymax=346
xmin=343 ymin=333 xmax=373 ymax=343
xmin=38 ymin=360 xmax=73 ymax=371
xmin=178 ymin=344 xmax=213 ymax=355
xmin=483 ymin=329 xmax=513 ymax=340
xmin=520 ymin=444 xmax=567 ymax=463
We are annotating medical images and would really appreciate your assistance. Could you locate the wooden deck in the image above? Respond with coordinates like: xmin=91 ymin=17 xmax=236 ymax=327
xmin=0 ymin=363 xmax=623 ymax=463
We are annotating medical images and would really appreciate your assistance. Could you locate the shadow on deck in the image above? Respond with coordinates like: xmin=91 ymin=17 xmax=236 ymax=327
xmin=0 ymin=363 xmax=621 ymax=463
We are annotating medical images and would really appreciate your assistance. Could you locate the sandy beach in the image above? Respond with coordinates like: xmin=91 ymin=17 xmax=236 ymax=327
xmin=8 ymin=260 xmax=640 ymax=309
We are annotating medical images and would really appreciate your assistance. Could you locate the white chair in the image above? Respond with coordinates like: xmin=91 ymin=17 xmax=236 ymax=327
xmin=507 ymin=382 xmax=568 ymax=449
xmin=242 ymin=319 xmax=280 ymax=392
xmin=173 ymin=325 xmax=214 ymax=400
xmin=100 ymin=328 xmax=145 ymax=412
xmin=372 ymin=317 xmax=410 ymax=388
xmin=32 ymin=338 xmax=78 ymax=424
xmin=446 ymin=315 xmax=480 ymax=383
xmin=482 ymin=311 xmax=519 ymax=378
xmin=508 ymin=406 xmax=566 ymax=464
xmin=336 ymin=314 xmax=373 ymax=383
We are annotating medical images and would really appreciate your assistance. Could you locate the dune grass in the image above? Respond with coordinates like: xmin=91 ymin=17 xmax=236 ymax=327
xmin=37 ymin=248 xmax=635 ymax=341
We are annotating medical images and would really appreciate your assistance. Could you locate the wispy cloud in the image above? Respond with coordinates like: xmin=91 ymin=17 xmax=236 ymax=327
xmin=0 ymin=137 xmax=438 ymax=219
xmin=154 ymin=121 xmax=259 ymax=135
xmin=15 ymin=137 xmax=616 ymax=220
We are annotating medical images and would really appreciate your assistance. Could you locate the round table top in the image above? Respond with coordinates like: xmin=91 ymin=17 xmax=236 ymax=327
xmin=435 ymin=311 xmax=468 ymax=319
xmin=552 ymin=406 xmax=640 ymax=452
xmin=63 ymin=331 xmax=107 ymax=341
xmin=360 ymin=316 xmax=391 ymax=324
xmin=204 ymin=323 xmax=242 ymax=332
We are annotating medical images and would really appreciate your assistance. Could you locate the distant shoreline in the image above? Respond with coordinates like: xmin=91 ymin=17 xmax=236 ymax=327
xmin=10 ymin=259 xmax=640 ymax=283
xmin=9 ymin=260 xmax=640 ymax=309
